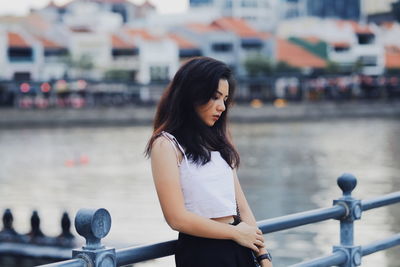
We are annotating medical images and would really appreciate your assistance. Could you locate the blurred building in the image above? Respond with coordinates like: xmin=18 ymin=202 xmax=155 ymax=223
xmin=0 ymin=27 xmax=41 ymax=81
xmin=172 ymin=17 xmax=273 ymax=76
xmin=363 ymin=0 xmax=397 ymax=15
xmin=123 ymin=28 xmax=179 ymax=83
xmin=280 ymin=0 xmax=361 ymax=21
xmin=1 ymin=0 xmax=398 ymax=84
xmin=36 ymin=0 xmax=156 ymax=24
xmin=280 ymin=0 xmax=306 ymax=19
xmin=364 ymin=0 xmax=399 ymax=24
xmin=0 ymin=0 xmax=179 ymax=83
xmin=278 ymin=17 xmax=386 ymax=75
xmin=189 ymin=0 xmax=279 ymax=31
xmin=308 ymin=0 xmax=361 ymax=20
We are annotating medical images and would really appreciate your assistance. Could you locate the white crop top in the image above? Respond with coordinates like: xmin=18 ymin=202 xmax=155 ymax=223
xmin=161 ymin=131 xmax=237 ymax=218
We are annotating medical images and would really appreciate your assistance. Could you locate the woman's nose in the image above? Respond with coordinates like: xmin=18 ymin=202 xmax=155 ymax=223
xmin=217 ymin=100 xmax=225 ymax=112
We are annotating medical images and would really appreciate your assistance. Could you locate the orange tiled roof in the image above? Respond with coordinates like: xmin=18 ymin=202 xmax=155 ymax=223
xmin=385 ymin=46 xmax=400 ymax=68
xmin=331 ymin=41 xmax=350 ymax=48
xmin=211 ymin=17 xmax=270 ymax=39
xmin=7 ymin=32 xmax=30 ymax=48
xmin=277 ymin=38 xmax=326 ymax=68
xmin=124 ymin=28 xmax=159 ymax=41
xmin=168 ymin=33 xmax=197 ymax=49
xmin=112 ymin=34 xmax=135 ymax=48
xmin=337 ymin=20 xmax=373 ymax=34
xmin=186 ymin=23 xmax=221 ymax=33
xmin=259 ymin=32 xmax=272 ymax=39
xmin=37 ymin=37 xmax=64 ymax=48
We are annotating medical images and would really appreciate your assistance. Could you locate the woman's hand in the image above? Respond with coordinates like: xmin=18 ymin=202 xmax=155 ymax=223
xmin=233 ymin=222 xmax=264 ymax=253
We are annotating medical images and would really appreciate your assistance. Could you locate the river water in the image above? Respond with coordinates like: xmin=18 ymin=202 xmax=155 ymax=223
xmin=0 ymin=118 xmax=399 ymax=267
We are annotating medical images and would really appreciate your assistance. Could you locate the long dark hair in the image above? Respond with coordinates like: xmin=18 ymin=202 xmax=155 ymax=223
xmin=145 ymin=56 xmax=240 ymax=168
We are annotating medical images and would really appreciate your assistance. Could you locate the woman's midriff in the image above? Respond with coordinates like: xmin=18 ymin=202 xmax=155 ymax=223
xmin=211 ymin=215 xmax=235 ymax=224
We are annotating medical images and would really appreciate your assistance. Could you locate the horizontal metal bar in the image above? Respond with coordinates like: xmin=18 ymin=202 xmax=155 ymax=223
xmin=0 ymin=242 xmax=71 ymax=260
xmin=257 ymin=205 xmax=346 ymax=234
xmin=116 ymin=240 xmax=177 ymax=266
xmin=362 ymin=191 xmax=400 ymax=211
xmin=289 ymin=250 xmax=347 ymax=267
xmin=362 ymin=233 xmax=400 ymax=256
xmin=35 ymin=259 xmax=86 ymax=267
xmin=115 ymin=206 xmax=346 ymax=265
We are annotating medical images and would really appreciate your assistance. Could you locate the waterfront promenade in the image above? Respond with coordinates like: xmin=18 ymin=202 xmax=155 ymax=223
xmin=1 ymin=100 xmax=400 ymax=128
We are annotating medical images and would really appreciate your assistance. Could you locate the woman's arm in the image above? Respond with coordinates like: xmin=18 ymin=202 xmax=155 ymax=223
xmin=233 ymin=169 xmax=273 ymax=266
xmin=151 ymin=137 xmax=264 ymax=252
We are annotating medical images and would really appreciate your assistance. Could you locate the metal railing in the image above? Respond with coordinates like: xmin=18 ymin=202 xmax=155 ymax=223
xmin=37 ymin=173 xmax=400 ymax=267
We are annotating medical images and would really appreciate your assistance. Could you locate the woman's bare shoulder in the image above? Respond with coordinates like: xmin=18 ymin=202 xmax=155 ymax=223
xmin=151 ymin=135 xmax=183 ymax=161
xmin=152 ymin=135 xmax=172 ymax=152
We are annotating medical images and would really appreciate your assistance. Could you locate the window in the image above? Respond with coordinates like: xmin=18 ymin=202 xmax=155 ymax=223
xmin=241 ymin=39 xmax=263 ymax=49
xmin=13 ymin=72 xmax=31 ymax=81
xmin=112 ymin=48 xmax=138 ymax=58
xmin=211 ymin=43 xmax=233 ymax=52
xmin=334 ymin=46 xmax=350 ymax=53
xmin=44 ymin=48 xmax=68 ymax=57
xmin=359 ymin=56 xmax=377 ymax=67
xmin=357 ymin=34 xmax=375 ymax=45
xmin=8 ymin=48 xmax=33 ymax=62
xmin=150 ymin=66 xmax=169 ymax=82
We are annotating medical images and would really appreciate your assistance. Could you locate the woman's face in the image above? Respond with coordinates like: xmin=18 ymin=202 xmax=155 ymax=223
xmin=195 ymin=79 xmax=229 ymax=127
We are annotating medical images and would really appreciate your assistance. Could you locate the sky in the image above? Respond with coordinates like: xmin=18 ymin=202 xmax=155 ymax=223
xmin=0 ymin=0 xmax=188 ymax=16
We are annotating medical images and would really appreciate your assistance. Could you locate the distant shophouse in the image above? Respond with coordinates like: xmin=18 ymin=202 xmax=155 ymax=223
xmin=167 ymin=33 xmax=203 ymax=64
xmin=188 ymin=0 xmax=279 ymax=31
xmin=123 ymin=28 xmax=179 ymax=84
xmin=172 ymin=22 xmax=238 ymax=72
xmin=108 ymin=33 xmax=139 ymax=81
xmin=377 ymin=22 xmax=400 ymax=70
xmin=278 ymin=18 xmax=386 ymax=75
xmin=39 ymin=36 xmax=68 ymax=81
xmin=0 ymin=27 xmax=41 ymax=81
xmin=38 ymin=0 xmax=156 ymax=25
xmin=172 ymin=17 xmax=273 ymax=76
xmin=211 ymin=17 xmax=273 ymax=75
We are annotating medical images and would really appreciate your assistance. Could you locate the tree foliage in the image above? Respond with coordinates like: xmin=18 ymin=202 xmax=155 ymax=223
xmin=275 ymin=61 xmax=300 ymax=73
xmin=104 ymin=69 xmax=132 ymax=81
xmin=244 ymin=56 xmax=273 ymax=76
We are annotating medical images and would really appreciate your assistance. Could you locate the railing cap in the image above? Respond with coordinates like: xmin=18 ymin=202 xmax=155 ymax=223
xmin=337 ymin=173 xmax=357 ymax=197
xmin=75 ymin=208 xmax=111 ymax=250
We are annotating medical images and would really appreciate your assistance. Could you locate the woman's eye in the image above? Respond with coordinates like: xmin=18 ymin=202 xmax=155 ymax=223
xmin=212 ymin=95 xmax=219 ymax=100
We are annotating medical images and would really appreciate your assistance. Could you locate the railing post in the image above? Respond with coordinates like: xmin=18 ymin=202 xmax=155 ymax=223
xmin=332 ymin=173 xmax=362 ymax=267
xmin=72 ymin=208 xmax=116 ymax=267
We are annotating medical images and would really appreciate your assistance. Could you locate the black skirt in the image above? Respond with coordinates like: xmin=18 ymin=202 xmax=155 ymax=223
xmin=175 ymin=232 xmax=257 ymax=267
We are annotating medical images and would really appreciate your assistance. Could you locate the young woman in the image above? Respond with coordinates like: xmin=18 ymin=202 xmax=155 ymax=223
xmin=146 ymin=57 xmax=272 ymax=267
